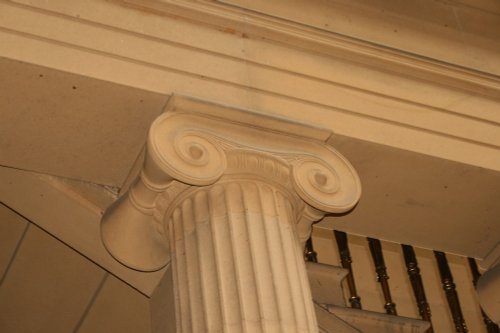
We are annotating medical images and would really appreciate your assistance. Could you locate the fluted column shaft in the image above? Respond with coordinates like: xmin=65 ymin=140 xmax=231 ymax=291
xmin=168 ymin=180 xmax=318 ymax=333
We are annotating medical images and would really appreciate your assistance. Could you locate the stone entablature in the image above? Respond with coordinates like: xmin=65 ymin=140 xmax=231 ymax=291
xmin=2 ymin=0 xmax=499 ymax=172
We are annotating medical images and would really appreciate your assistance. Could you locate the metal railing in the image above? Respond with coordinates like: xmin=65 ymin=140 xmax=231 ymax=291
xmin=305 ymin=231 xmax=499 ymax=333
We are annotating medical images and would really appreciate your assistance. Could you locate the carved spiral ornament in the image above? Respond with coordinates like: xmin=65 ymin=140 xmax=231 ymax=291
xmin=149 ymin=129 xmax=227 ymax=186
xmin=292 ymin=157 xmax=359 ymax=213
xmin=175 ymin=135 xmax=210 ymax=166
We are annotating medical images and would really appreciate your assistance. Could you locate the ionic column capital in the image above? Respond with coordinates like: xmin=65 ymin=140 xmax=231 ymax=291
xmin=101 ymin=95 xmax=361 ymax=271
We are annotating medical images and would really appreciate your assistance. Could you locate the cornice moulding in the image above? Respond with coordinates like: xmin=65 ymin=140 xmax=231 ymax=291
xmin=122 ymin=0 xmax=500 ymax=97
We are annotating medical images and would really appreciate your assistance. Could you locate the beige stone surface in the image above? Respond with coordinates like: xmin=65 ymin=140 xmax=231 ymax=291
xmin=319 ymin=135 xmax=500 ymax=261
xmin=77 ymin=274 xmax=152 ymax=333
xmin=150 ymin=265 xmax=176 ymax=333
xmin=0 ymin=57 xmax=168 ymax=186
xmin=307 ymin=262 xmax=348 ymax=307
xmin=453 ymin=0 xmax=500 ymax=14
xmin=169 ymin=182 xmax=320 ymax=332
xmin=315 ymin=303 xmax=360 ymax=333
xmin=0 ymin=203 xmax=28 ymax=280
xmin=0 ymin=224 xmax=105 ymax=333
xmin=0 ymin=166 xmax=166 ymax=296
xmin=0 ymin=1 xmax=498 ymax=331
xmin=218 ymin=0 xmax=500 ymax=75
xmin=101 ymin=95 xmax=362 ymax=332
xmin=1 ymin=0 xmax=499 ymax=172
xmin=325 ymin=305 xmax=430 ymax=333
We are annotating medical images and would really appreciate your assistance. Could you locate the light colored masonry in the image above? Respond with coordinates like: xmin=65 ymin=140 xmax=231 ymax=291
xmin=101 ymin=95 xmax=362 ymax=332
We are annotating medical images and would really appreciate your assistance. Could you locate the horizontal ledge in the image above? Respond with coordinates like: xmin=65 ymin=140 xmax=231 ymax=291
xmin=121 ymin=0 xmax=500 ymax=97
xmin=1 ymin=2 xmax=499 ymax=133
xmin=2 ymin=29 xmax=500 ymax=172
xmin=2 ymin=1 xmax=500 ymax=171
xmin=4 ymin=0 xmax=500 ymax=103
xmin=1 ymin=25 xmax=499 ymax=149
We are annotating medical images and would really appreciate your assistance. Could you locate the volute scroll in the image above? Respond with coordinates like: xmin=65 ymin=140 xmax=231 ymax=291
xmin=292 ymin=155 xmax=360 ymax=213
xmin=148 ymin=121 xmax=228 ymax=186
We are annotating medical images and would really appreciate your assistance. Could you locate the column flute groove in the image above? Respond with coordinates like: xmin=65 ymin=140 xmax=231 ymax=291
xmin=194 ymin=190 xmax=224 ymax=332
xmin=277 ymin=192 xmax=311 ymax=332
xmin=243 ymin=182 xmax=280 ymax=332
xmin=294 ymin=227 xmax=319 ymax=333
xmin=183 ymin=198 xmax=206 ymax=332
xmin=272 ymin=190 xmax=301 ymax=332
xmin=171 ymin=209 xmax=191 ymax=332
xmin=259 ymin=185 xmax=297 ymax=333
xmin=209 ymin=185 xmax=243 ymax=332
xmin=226 ymin=182 xmax=262 ymax=333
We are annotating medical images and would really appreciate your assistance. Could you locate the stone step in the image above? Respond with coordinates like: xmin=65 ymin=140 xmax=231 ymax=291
xmin=315 ymin=303 xmax=361 ymax=333
xmin=323 ymin=305 xmax=430 ymax=333
xmin=306 ymin=261 xmax=349 ymax=307
xmin=307 ymin=262 xmax=430 ymax=333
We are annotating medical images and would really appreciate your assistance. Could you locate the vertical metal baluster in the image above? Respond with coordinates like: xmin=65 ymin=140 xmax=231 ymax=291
xmin=334 ymin=230 xmax=362 ymax=309
xmin=367 ymin=237 xmax=397 ymax=315
xmin=434 ymin=251 xmax=468 ymax=333
xmin=304 ymin=237 xmax=318 ymax=263
xmin=402 ymin=244 xmax=434 ymax=333
xmin=468 ymin=258 xmax=499 ymax=333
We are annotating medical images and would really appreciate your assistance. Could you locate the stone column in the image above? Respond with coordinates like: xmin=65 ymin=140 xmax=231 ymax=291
xmin=101 ymin=96 xmax=361 ymax=333
xmin=170 ymin=181 xmax=316 ymax=333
